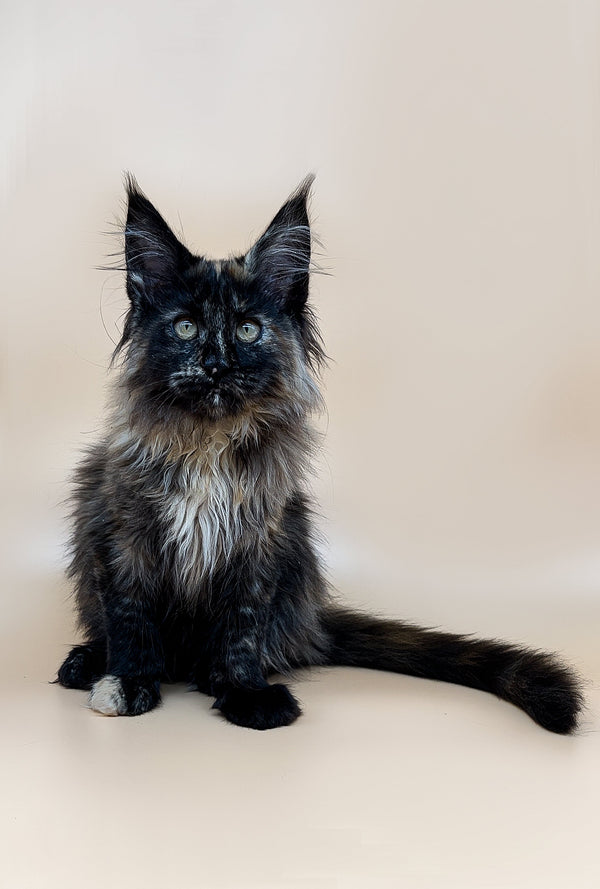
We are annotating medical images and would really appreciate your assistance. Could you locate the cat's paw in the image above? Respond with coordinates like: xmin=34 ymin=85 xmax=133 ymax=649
xmin=57 ymin=643 xmax=105 ymax=690
xmin=89 ymin=675 xmax=161 ymax=717
xmin=213 ymin=683 xmax=302 ymax=730
xmin=89 ymin=675 xmax=127 ymax=715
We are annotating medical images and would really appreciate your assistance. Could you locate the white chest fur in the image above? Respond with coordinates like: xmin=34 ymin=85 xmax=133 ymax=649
xmin=162 ymin=430 xmax=248 ymax=595
xmin=111 ymin=412 xmax=299 ymax=600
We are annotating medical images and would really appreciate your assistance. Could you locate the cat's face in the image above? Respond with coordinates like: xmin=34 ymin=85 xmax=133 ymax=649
xmin=118 ymin=177 xmax=323 ymax=424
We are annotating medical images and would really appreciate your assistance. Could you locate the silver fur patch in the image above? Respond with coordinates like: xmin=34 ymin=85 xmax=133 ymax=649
xmin=164 ymin=431 xmax=241 ymax=591
xmin=161 ymin=427 xmax=293 ymax=600
xmin=89 ymin=675 xmax=127 ymax=716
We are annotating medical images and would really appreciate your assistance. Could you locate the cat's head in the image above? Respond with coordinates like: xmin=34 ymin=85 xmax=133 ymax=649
xmin=115 ymin=176 xmax=324 ymax=427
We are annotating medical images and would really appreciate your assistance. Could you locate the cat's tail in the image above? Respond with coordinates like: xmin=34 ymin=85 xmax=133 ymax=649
xmin=320 ymin=606 xmax=583 ymax=734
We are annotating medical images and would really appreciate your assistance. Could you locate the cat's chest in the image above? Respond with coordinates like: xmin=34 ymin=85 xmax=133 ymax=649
xmin=138 ymin=429 xmax=292 ymax=597
xmin=160 ymin=434 xmax=245 ymax=582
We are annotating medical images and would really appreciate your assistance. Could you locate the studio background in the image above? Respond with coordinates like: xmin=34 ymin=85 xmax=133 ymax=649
xmin=2 ymin=2 xmax=599 ymax=887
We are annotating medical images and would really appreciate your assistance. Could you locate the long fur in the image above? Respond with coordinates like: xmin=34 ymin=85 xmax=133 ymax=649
xmin=57 ymin=177 xmax=583 ymax=732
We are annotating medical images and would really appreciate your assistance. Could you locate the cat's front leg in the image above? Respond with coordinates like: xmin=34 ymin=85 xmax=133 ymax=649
xmin=213 ymin=684 xmax=301 ymax=730
xmin=89 ymin=594 xmax=164 ymax=717
xmin=203 ymin=568 xmax=301 ymax=730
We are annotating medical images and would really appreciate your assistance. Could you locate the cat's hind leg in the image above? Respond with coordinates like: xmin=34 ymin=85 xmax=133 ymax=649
xmin=56 ymin=641 xmax=106 ymax=690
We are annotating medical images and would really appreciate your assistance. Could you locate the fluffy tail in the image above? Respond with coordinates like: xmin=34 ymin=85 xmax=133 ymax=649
xmin=321 ymin=607 xmax=583 ymax=734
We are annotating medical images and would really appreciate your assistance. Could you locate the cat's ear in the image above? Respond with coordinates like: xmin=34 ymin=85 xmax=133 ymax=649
xmin=124 ymin=175 xmax=191 ymax=302
xmin=244 ymin=175 xmax=314 ymax=315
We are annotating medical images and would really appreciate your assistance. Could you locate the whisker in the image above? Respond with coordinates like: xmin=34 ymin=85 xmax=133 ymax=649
xmin=98 ymin=278 xmax=118 ymax=347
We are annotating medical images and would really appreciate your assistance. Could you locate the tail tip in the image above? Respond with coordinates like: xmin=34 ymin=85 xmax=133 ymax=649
xmin=503 ymin=652 xmax=584 ymax=735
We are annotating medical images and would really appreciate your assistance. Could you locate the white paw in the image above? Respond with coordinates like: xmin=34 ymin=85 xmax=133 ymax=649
xmin=89 ymin=675 xmax=127 ymax=716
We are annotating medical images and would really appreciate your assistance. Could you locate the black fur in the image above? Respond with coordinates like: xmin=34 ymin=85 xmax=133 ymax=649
xmin=57 ymin=177 xmax=583 ymax=733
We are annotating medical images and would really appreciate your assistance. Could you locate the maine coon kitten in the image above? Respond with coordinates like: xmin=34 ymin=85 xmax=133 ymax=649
xmin=57 ymin=176 xmax=583 ymax=732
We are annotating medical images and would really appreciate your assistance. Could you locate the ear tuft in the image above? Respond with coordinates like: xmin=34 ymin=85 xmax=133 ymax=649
xmin=123 ymin=174 xmax=191 ymax=302
xmin=244 ymin=175 xmax=315 ymax=314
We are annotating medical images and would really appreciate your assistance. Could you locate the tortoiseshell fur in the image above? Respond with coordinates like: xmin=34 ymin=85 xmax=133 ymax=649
xmin=57 ymin=178 xmax=583 ymax=732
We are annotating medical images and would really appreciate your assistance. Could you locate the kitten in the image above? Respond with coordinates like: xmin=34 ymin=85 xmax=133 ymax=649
xmin=57 ymin=176 xmax=583 ymax=732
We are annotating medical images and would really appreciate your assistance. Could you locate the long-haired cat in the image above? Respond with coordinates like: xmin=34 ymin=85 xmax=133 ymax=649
xmin=57 ymin=176 xmax=583 ymax=732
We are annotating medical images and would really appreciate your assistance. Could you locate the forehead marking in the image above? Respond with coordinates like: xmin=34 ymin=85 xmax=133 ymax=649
xmin=208 ymin=304 xmax=227 ymax=354
xmin=224 ymin=258 xmax=249 ymax=283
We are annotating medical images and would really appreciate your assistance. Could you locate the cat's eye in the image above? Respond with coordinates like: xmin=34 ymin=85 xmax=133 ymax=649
xmin=173 ymin=318 xmax=198 ymax=340
xmin=236 ymin=320 xmax=261 ymax=344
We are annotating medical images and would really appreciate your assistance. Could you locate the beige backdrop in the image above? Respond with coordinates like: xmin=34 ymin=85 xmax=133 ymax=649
xmin=2 ymin=2 xmax=599 ymax=887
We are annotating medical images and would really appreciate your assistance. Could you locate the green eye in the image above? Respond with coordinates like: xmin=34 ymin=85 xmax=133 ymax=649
xmin=174 ymin=318 xmax=198 ymax=340
xmin=236 ymin=320 xmax=261 ymax=343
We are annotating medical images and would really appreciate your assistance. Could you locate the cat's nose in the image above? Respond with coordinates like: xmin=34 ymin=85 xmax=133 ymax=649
xmin=201 ymin=352 xmax=230 ymax=380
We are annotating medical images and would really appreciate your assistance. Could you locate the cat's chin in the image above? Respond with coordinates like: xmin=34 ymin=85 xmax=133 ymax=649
xmin=172 ymin=387 xmax=246 ymax=423
xmin=201 ymin=390 xmax=238 ymax=421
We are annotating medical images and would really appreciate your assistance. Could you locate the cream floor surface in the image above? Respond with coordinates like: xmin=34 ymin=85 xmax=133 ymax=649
xmin=2 ymin=570 xmax=599 ymax=889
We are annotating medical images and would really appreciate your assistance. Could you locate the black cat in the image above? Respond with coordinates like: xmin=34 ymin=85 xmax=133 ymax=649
xmin=57 ymin=176 xmax=582 ymax=732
